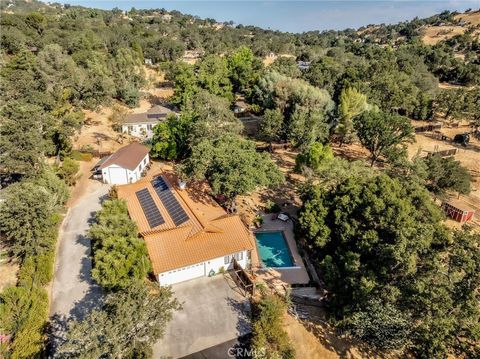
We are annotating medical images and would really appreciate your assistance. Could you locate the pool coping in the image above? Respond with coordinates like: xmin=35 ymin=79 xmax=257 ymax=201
xmin=254 ymin=230 xmax=299 ymax=269
xmin=250 ymin=214 xmax=310 ymax=285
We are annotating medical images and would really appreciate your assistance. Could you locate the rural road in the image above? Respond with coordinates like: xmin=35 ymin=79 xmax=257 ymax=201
xmin=49 ymin=180 xmax=110 ymax=350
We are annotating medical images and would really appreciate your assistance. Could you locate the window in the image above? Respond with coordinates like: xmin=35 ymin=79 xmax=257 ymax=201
xmin=147 ymin=124 xmax=153 ymax=130
xmin=224 ymin=256 xmax=230 ymax=265
xmin=234 ymin=252 xmax=243 ymax=261
xmin=128 ymin=126 xmax=134 ymax=132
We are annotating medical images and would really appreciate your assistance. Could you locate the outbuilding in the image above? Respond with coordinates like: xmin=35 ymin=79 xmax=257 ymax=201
xmin=442 ymin=199 xmax=475 ymax=223
xmin=121 ymin=105 xmax=174 ymax=139
xmin=94 ymin=143 xmax=150 ymax=185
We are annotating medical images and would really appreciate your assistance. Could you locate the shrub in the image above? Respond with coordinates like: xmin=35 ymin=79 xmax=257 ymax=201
xmin=71 ymin=150 xmax=93 ymax=162
xmin=18 ymin=251 xmax=54 ymax=288
xmin=109 ymin=185 xmax=118 ymax=199
xmin=295 ymin=142 xmax=333 ymax=173
xmin=265 ymin=200 xmax=282 ymax=214
xmin=33 ymin=167 xmax=70 ymax=207
xmin=342 ymin=299 xmax=412 ymax=350
xmin=58 ymin=157 xmax=80 ymax=186
xmin=251 ymin=294 xmax=295 ymax=359
xmin=0 ymin=285 xmax=48 ymax=359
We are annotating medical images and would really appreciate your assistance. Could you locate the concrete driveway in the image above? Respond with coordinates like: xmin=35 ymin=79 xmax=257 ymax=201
xmin=154 ymin=275 xmax=251 ymax=358
xmin=49 ymin=181 xmax=110 ymax=349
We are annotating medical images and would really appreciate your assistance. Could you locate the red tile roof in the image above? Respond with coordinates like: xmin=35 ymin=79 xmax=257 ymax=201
xmin=117 ymin=173 xmax=254 ymax=274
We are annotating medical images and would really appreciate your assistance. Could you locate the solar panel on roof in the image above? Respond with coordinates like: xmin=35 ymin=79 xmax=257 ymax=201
xmin=152 ymin=177 xmax=189 ymax=226
xmin=135 ymin=188 xmax=165 ymax=228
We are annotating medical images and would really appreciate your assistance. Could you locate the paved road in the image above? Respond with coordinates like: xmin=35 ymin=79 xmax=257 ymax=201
xmin=49 ymin=182 xmax=109 ymax=349
xmin=154 ymin=275 xmax=252 ymax=358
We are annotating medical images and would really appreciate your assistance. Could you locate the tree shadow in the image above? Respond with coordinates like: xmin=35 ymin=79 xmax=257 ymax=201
xmin=46 ymin=313 xmax=69 ymax=356
xmin=69 ymin=286 xmax=103 ymax=321
xmin=226 ymin=296 xmax=252 ymax=338
xmin=162 ymin=171 xmax=215 ymax=207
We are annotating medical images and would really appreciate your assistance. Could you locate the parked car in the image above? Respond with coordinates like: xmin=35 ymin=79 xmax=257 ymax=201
xmin=453 ymin=133 xmax=470 ymax=146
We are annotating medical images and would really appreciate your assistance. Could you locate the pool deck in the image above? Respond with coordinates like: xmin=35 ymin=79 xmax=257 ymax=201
xmin=251 ymin=215 xmax=310 ymax=285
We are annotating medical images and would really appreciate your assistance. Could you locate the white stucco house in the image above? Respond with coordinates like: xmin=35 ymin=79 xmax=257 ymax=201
xmin=117 ymin=174 xmax=254 ymax=286
xmin=93 ymin=143 xmax=150 ymax=185
xmin=121 ymin=105 xmax=174 ymax=139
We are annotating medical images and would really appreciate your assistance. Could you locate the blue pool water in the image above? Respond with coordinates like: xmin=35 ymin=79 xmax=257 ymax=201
xmin=255 ymin=231 xmax=294 ymax=268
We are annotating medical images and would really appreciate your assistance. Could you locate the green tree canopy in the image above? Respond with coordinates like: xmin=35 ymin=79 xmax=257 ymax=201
xmin=169 ymin=62 xmax=198 ymax=109
xmin=354 ymin=110 xmax=414 ymax=166
xmin=32 ymin=167 xmax=70 ymax=207
xmin=258 ymin=108 xmax=283 ymax=144
xmin=89 ymin=199 xmax=150 ymax=290
xmin=336 ymin=87 xmax=369 ymax=145
xmin=270 ymin=57 xmax=301 ymax=78
xmin=0 ymin=286 xmax=48 ymax=358
xmin=189 ymin=90 xmax=243 ymax=144
xmin=253 ymin=71 xmax=334 ymax=147
xmin=0 ymin=182 xmax=56 ymax=259
xmin=228 ymin=46 xmax=260 ymax=94
xmin=56 ymin=283 xmax=181 ymax=358
xmin=0 ymin=102 xmax=45 ymax=179
xmin=181 ymin=134 xmax=284 ymax=199
xmin=91 ymin=235 xmax=151 ymax=291
xmin=298 ymin=174 xmax=479 ymax=356
xmin=197 ymin=54 xmax=233 ymax=101
xmin=423 ymin=154 xmax=472 ymax=195
xmin=299 ymin=174 xmax=446 ymax=305
xmin=295 ymin=142 xmax=334 ymax=173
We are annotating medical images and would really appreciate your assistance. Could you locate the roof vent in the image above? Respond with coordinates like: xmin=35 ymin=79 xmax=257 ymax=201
xmin=178 ymin=180 xmax=187 ymax=190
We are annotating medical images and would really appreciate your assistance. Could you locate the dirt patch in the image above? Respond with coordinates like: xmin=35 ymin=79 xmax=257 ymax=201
xmin=284 ymin=306 xmax=394 ymax=359
xmin=236 ymin=147 xmax=303 ymax=226
xmin=66 ymin=158 xmax=100 ymax=207
xmin=421 ymin=25 xmax=466 ymax=45
xmin=73 ymin=66 xmax=174 ymax=154
xmin=262 ymin=53 xmax=296 ymax=67
xmin=284 ymin=313 xmax=342 ymax=359
xmin=408 ymin=120 xmax=480 ymax=228
xmin=454 ymin=11 xmax=480 ymax=26
xmin=0 ymin=255 xmax=19 ymax=292
xmin=438 ymin=82 xmax=467 ymax=90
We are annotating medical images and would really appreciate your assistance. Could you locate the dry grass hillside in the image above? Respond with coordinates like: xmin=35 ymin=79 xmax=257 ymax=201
xmin=421 ymin=10 xmax=480 ymax=45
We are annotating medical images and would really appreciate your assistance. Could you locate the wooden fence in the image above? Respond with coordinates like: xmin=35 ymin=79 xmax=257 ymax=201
xmin=427 ymin=148 xmax=458 ymax=158
xmin=415 ymin=123 xmax=442 ymax=133
xmin=79 ymin=149 xmax=112 ymax=158
xmin=232 ymin=259 xmax=255 ymax=297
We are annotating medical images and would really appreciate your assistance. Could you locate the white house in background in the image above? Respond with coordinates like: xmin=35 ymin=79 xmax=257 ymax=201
xmin=117 ymin=174 xmax=254 ymax=286
xmin=94 ymin=143 xmax=150 ymax=185
xmin=121 ymin=105 xmax=174 ymax=139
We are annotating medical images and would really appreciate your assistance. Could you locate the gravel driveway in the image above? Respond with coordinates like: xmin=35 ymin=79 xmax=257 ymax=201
xmin=49 ymin=181 xmax=110 ymax=349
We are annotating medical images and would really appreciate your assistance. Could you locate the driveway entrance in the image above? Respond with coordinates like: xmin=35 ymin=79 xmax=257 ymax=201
xmin=153 ymin=275 xmax=251 ymax=358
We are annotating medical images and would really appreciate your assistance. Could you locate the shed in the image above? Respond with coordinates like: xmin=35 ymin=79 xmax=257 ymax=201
xmin=442 ymin=199 xmax=475 ymax=223
xmin=96 ymin=143 xmax=150 ymax=185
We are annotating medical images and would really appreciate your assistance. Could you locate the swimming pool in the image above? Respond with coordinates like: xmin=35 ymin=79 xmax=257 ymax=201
xmin=255 ymin=231 xmax=294 ymax=268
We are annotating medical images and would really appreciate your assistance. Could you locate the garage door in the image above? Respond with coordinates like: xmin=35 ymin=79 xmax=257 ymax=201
xmin=107 ymin=167 xmax=128 ymax=184
xmin=160 ymin=263 xmax=205 ymax=286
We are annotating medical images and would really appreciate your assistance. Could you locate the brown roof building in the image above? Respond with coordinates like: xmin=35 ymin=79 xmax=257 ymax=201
xmin=99 ymin=143 xmax=149 ymax=171
xmin=117 ymin=173 xmax=254 ymax=285
xmin=92 ymin=143 xmax=150 ymax=185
